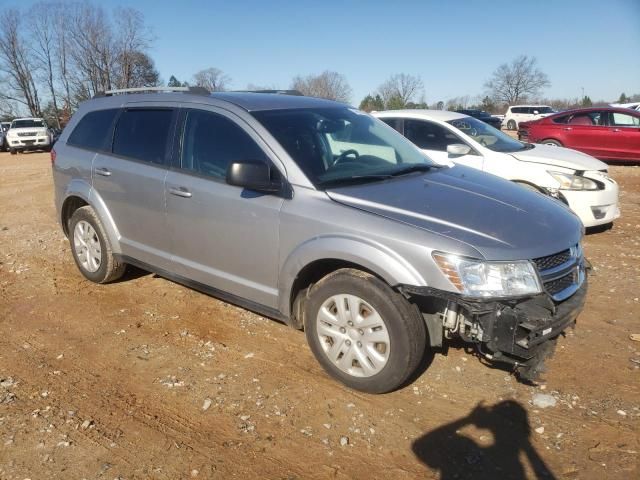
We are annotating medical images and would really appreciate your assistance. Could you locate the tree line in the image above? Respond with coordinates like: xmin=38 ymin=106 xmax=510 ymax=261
xmin=1 ymin=3 xmax=636 ymax=126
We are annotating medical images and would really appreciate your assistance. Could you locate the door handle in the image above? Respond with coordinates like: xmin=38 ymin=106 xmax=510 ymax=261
xmin=562 ymin=127 xmax=572 ymax=131
xmin=611 ymin=128 xmax=621 ymax=132
xmin=95 ymin=167 xmax=111 ymax=176
xmin=169 ymin=187 xmax=192 ymax=198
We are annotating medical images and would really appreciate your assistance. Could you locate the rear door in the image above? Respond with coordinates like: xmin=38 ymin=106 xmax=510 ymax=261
xmin=404 ymin=119 xmax=484 ymax=169
xmin=561 ymin=111 xmax=611 ymax=158
xmin=606 ymin=111 xmax=640 ymax=160
xmin=92 ymin=104 xmax=177 ymax=270
xmin=164 ymin=106 xmax=284 ymax=308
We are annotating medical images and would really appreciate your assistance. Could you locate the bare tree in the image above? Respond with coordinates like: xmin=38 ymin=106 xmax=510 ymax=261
xmin=193 ymin=68 xmax=230 ymax=92
xmin=377 ymin=73 xmax=424 ymax=107
xmin=113 ymin=7 xmax=153 ymax=89
xmin=291 ymin=70 xmax=352 ymax=102
xmin=0 ymin=9 xmax=42 ymax=116
xmin=485 ymin=55 xmax=550 ymax=105
xmin=29 ymin=2 xmax=61 ymax=127
xmin=67 ymin=3 xmax=116 ymax=98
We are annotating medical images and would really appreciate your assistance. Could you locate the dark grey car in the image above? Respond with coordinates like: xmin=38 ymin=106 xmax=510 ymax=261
xmin=52 ymin=88 xmax=587 ymax=393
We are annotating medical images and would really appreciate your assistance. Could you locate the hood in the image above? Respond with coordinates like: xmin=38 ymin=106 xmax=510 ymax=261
xmin=326 ymin=165 xmax=582 ymax=261
xmin=509 ymin=143 xmax=606 ymax=171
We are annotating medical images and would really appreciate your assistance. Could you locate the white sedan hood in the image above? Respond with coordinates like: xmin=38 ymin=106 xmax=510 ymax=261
xmin=509 ymin=144 xmax=606 ymax=171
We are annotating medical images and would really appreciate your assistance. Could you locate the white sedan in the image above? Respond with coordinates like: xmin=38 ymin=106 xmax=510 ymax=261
xmin=372 ymin=110 xmax=620 ymax=228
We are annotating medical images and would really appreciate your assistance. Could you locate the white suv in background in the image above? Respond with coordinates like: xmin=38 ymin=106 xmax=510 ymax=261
xmin=6 ymin=117 xmax=52 ymax=154
xmin=503 ymin=105 xmax=555 ymax=130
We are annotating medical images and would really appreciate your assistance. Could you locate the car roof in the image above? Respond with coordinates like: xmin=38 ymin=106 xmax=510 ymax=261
xmin=549 ymin=106 xmax=640 ymax=116
xmin=12 ymin=117 xmax=44 ymax=121
xmin=210 ymin=92 xmax=347 ymax=111
xmin=82 ymin=91 xmax=348 ymax=113
xmin=508 ymin=105 xmax=551 ymax=108
xmin=373 ymin=109 xmax=467 ymax=121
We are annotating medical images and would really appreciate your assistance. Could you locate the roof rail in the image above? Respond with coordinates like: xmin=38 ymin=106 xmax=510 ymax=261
xmin=233 ymin=89 xmax=304 ymax=96
xmin=93 ymin=86 xmax=210 ymax=98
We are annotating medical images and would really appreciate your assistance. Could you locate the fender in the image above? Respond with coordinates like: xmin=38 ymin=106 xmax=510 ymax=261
xmin=277 ymin=234 xmax=427 ymax=316
xmin=62 ymin=179 xmax=122 ymax=254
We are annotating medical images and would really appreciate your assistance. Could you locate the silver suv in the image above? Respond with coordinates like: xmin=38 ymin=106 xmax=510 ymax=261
xmin=52 ymin=88 xmax=587 ymax=393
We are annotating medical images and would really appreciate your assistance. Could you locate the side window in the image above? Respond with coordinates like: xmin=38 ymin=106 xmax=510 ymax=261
xmin=380 ymin=117 xmax=402 ymax=133
xmin=113 ymin=109 xmax=174 ymax=165
xmin=404 ymin=120 xmax=461 ymax=152
xmin=67 ymin=109 xmax=119 ymax=151
xmin=181 ymin=110 xmax=268 ymax=180
xmin=610 ymin=112 xmax=640 ymax=127
xmin=568 ymin=112 xmax=604 ymax=126
xmin=552 ymin=115 xmax=570 ymax=124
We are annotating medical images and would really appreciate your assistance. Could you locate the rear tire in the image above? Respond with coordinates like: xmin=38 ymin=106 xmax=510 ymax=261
xmin=68 ymin=206 xmax=126 ymax=284
xmin=542 ymin=139 xmax=563 ymax=147
xmin=304 ymin=268 xmax=427 ymax=393
xmin=507 ymin=119 xmax=517 ymax=130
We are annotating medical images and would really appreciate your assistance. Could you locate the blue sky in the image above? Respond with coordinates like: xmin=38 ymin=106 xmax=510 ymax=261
xmin=11 ymin=0 xmax=640 ymax=104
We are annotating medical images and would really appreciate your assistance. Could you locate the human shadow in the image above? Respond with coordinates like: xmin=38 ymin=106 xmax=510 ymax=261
xmin=412 ymin=400 xmax=556 ymax=480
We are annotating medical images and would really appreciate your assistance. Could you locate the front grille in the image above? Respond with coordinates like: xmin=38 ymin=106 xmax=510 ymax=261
xmin=533 ymin=245 xmax=584 ymax=301
xmin=533 ymin=249 xmax=571 ymax=271
xmin=544 ymin=272 xmax=575 ymax=295
xmin=17 ymin=132 xmax=37 ymax=137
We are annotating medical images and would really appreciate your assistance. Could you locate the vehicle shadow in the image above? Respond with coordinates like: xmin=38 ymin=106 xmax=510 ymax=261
xmin=412 ymin=400 xmax=556 ymax=480
xmin=114 ymin=265 xmax=151 ymax=283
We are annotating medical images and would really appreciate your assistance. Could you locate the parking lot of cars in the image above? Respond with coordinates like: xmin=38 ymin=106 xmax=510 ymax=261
xmin=1 ymin=145 xmax=639 ymax=478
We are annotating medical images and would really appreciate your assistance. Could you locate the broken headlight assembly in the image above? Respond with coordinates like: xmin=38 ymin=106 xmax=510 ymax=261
xmin=432 ymin=253 xmax=542 ymax=298
xmin=547 ymin=171 xmax=599 ymax=190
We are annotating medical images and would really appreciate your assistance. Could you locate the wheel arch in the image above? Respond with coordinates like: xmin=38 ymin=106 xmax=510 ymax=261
xmin=60 ymin=182 xmax=121 ymax=253
xmin=279 ymin=235 xmax=426 ymax=328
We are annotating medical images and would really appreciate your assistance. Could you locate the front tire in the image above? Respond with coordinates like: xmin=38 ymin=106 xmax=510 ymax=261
xmin=304 ymin=269 xmax=427 ymax=393
xmin=507 ymin=120 xmax=517 ymax=130
xmin=9 ymin=148 xmax=16 ymax=155
xmin=542 ymin=139 xmax=563 ymax=147
xmin=68 ymin=206 xmax=126 ymax=284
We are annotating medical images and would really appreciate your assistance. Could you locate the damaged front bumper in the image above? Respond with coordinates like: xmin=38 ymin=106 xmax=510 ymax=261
xmin=400 ymin=278 xmax=587 ymax=380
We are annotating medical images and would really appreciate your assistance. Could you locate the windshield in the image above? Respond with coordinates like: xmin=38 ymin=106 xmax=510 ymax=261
xmin=253 ymin=107 xmax=436 ymax=188
xmin=447 ymin=116 xmax=529 ymax=153
xmin=11 ymin=119 xmax=45 ymax=129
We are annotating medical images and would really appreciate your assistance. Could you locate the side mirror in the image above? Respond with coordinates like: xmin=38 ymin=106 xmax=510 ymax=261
xmin=226 ymin=161 xmax=282 ymax=193
xmin=447 ymin=144 xmax=472 ymax=156
xmin=533 ymin=110 xmax=539 ymax=115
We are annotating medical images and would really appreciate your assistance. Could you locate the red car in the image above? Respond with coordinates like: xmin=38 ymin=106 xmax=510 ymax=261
xmin=518 ymin=107 xmax=640 ymax=162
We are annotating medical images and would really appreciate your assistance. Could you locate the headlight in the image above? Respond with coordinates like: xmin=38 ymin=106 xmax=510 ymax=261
xmin=433 ymin=252 xmax=542 ymax=298
xmin=548 ymin=171 xmax=599 ymax=190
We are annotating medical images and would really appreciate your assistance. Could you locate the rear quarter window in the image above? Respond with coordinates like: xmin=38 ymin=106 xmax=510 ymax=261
xmin=67 ymin=109 xmax=119 ymax=151
xmin=552 ymin=115 xmax=569 ymax=124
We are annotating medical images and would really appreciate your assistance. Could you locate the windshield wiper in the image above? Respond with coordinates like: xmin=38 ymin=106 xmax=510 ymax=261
xmin=390 ymin=164 xmax=443 ymax=176
xmin=317 ymin=174 xmax=393 ymax=189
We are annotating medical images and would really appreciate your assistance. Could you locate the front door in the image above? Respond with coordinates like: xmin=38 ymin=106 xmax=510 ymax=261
xmin=165 ymin=107 xmax=284 ymax=309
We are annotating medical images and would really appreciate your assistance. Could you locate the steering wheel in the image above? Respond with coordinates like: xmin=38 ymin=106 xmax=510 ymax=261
xmin=333 ymin=149 xmax=360 ymax=166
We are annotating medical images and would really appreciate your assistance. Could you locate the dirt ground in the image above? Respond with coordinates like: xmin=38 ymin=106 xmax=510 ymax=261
xmin=1 ymin=151 xmax=638 ymax=480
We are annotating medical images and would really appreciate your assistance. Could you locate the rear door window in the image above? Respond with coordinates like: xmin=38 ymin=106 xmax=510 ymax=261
xmin=67 ymin=109 xmax=119 ymax=151
xmin=379 ymin=117 xmax=402 ymax=133
xmin=404 ymin=119 xmax=461 ymax=151
xmin=113 ymin=109 xmax=174 ymax=165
